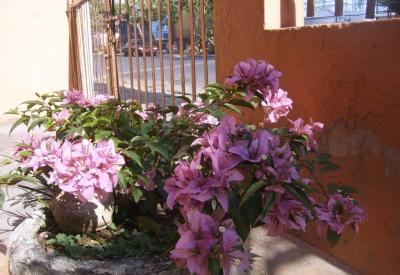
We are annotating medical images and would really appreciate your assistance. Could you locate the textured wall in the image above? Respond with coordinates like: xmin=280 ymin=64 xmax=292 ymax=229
xmin=0 ymin=0 xmax=69 ymax=113
xmin=215 ymin=1 xmax=400 ymax=274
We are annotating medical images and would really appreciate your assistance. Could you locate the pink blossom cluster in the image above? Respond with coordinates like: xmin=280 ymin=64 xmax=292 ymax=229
xmin=289 ymin=118 xmax=324 ymax=151
xmin=316 ymin=194 xmax=367 ymax=236
xmin=262 ymin=185 xmax=313 ymax=236
xmin=170 ymin=209 xmax=248 ymax=275
xmin=63 ymin=90 xmax=114 ymax=108
xmin=225 ymin=58 xmax=282 ymax=101
xmin=13 ymin=135 xmax=124 ymax=202
xmin=52 ymin=108 xmax=71 ymax=125
xmin=177 ymin=99 xmax=219 ymax=125
xmin=13 ymin=134 xmax=60 ymax=171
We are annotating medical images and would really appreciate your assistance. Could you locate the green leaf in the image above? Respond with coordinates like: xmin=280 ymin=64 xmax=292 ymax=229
xmin=21 ymin=100 xmax=43 ymax=106
xmin=315 ymin=153 xmax=331 ymax=164
xmin=0 ymin=174 xmax=40 ymax=185
xmin=340 ymin=185 xmax=358 ymax=194
xmin=283 ymin=184 xmax=313 ymax=212
xmin=9 ymin=116 xmax=29 ymax=134
xmin=327 ymin=183 xmax=339 ymax=195
xmin=122 ymin=150 xmax=143 ymax=168
xmin=228 ymin=98 xmax=256 ymax=110
xmin=176 ymin=95 xmax=192 ymax=103
xmin=209 ymin=258 xmax=222 ymax=275
xmin=228 ymin=191 xmax=251 ymax=240
xmin=223 ymin=103 xmax=242 ymax=114
xmin=28 ymin=117 xmax=49 ymax=132
xmin=132 ymin=187 xmax=143 ymax=203
xmin=320 ymin=163 xmax=340 ymax=173
xmin=147 ymin=143 xmax=169 ymax=159
xmin=118 ymin=170 xmax=128 ymax=190
xmin=240 ymin=181 xmax=269 ymax=208
xmin=136 ymin=216 xmax=161 ymax=234
xmin=292 ymin=181 xmax=318 ymax=193
xmin=130 ymin=136 xmax=147 ymax=144
xmin=327 ymin=228 xmax=341 ymax=247
xmin=19 ymin=150 xmax=33 ymax=158
xmin=260 ymin=192 xmax=276 ymax=220
xmin=95 ymin=130 xmax=113 ymax=141
xmin=0 ymin=189 xmax=5 ymax=209
xmin=4 ymin=107 xmax=19 ymax=115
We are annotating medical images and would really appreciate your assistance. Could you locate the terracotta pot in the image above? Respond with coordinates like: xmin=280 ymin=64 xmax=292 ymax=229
xmin=50 ymin=191 xmax=114 ymax=234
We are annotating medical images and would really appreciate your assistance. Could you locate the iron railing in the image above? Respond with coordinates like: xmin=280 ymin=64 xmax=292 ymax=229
xmin=68 ymin=0 xmax=215 ymax=108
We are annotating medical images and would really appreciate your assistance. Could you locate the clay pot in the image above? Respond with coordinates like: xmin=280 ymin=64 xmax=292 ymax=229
xmin=50 ymin=191 xmax=114 ymax=234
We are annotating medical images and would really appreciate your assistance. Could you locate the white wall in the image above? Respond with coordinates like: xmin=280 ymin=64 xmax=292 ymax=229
xmin=0 ymin=0 xmax=69 ymax=113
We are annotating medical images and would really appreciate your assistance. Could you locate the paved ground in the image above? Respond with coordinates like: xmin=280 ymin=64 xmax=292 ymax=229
xmin=0 ymin=115 xmax=358 ymax=275
xmin=94 ymin=54 xmax=216 ymax=106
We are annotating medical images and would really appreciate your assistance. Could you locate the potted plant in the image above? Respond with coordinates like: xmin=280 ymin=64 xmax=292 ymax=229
xmin=1 ymin=59 xmax=366 ymax=275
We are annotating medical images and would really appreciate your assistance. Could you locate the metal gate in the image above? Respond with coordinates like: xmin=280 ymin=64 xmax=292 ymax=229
xmin=68 ymin=0 xmax=215 ymax=108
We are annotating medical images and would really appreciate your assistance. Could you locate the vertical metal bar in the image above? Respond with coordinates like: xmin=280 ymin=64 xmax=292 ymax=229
xmin=147 ymin=0 xmax=157 ymax=106
xmin=177 ymin=0 xmax=186 ymax=97
xmin=132 ymin=0 xmax=142 ymax=104
xmin=99 ymin=0 xmax=109 ymax=95
xmin=189 ymin=0 xmax=196 ymax=101
xmin=105 ymin=0 xmax=119 ymax=98
xmin=125 ymin=0 xmax=135 ymax=102
xmin=85 ymin=2 xmax=95 ymax=97
xmin=91 ymin=1 xmax=102 ymax=95
xmin=139 ymin=0 xmax=149 ymax=107
xmin=199 ymin=0 xmax=208 ymax=86
xmin=157 ymin=0 xmax=165 ymax=108
xmin=117 ymin=0 xmax=125 ymax=101
xmin=307 ymin=0 xmax=315 ymax=17
xmin=166 ymin=0 xmax=174 ymax=105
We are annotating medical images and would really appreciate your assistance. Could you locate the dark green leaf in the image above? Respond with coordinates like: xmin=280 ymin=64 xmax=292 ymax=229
xmin=240 ymin=181 xmax=268 ymax=208
xmin=228 ymin=98 xmax=256 ymax=110
xmin=260 ymin=192 xmax=276 ymax=220
xmin=209 ymin=258 xmax=222 ymax=275
xmin=21 ymin=100 xmax=43 ymax=106
xmin=176 ymin=95 xmax=192 ymax=103
xmin=320 ymin=163 xmax=340 ymax=173
xmin=132 ymin=187 xmax=143 ymax=203
xmin=228 ymin=191 xmax=251 ymax=240
xmin=0 ymin=189 xmax=5 ymax=209
xmin=283 ymin=184 xmax=313 ymax=212
xmin=315 ymin=153 xmax=331 ymax=164
xmin=95 ymin=130 xmax=113 ymax=141
xmin=340 ymin=185 xmax=358 ymax=194
xmin=327 ymin=228 xmax=341 ymax=247
xmin=147 ymin=143 xmax=169 ymax=159
xmin=122 ymin=150 xmax=143 ymax=168
xmin=28 ymin=117 xmax=49 ymax=132
xmin=327 ymin=183 xmax=339 ymax=195
xmin=223 ymin=103 xmax=242 ymax=114
xmin=9 ymin=116 xmax=29 ymax=134
xmin=292 ymin=181 xmax=318 ymax=193
xmin=130 ymin=136 xmax=147 ymax=144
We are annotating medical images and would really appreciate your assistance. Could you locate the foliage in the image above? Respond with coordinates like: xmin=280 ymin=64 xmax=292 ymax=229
xmin=2 ymin=58 xmax=366 ymax=274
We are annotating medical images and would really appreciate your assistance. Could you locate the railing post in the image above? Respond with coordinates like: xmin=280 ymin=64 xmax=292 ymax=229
xmin=335 ymin=0 xmax=344 ymax=17
xmin=105 ymin=0 xmax=119 ymax=99
xmin=307 ymin=0 xmax=314 ymax=17
xmin=366 ymin=0 xmax=377 ymax=19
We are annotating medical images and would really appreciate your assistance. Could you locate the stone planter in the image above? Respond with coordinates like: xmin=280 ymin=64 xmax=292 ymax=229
xmin=7 ymin=210 xmax=184 ymax=275
xmin=50 ymin=191 xmax=114 ymax=234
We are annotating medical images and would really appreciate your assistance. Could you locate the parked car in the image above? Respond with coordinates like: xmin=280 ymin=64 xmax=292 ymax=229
xmin=122 ymin=39 xmax=158 ymax=57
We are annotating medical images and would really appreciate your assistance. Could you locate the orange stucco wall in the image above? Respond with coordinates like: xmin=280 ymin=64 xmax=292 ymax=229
xmin=214 ymin=1 xmax=400 ymax=274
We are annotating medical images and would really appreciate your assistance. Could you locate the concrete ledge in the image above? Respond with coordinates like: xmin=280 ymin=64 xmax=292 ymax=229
xmin=233 ymin=227 xmax=359 ymax=275
xmin=7 ymin=211 xmax=183 ymax=275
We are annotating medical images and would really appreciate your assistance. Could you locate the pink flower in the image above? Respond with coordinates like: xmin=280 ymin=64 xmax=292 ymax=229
xmin=170 ymin=209 xmax=218 ymax=275
xmin=88 ymin=94 xmax=114 ymax=106
xmin=48 ymin=139 xmax=124 ymax=202
xmin=63 ymin=90 xmax=87 ymax=106
xmin=52 ymin=108 xmax=71 ymax=125
xmin=13 ymin=134 xmax=59 ymax=171
xmin=177 ymin=100 xmax=219 ymax=126
xmin=217 ymin=219 xmax=249 ymax=274
xmin=316 ymin=194 xmax=366 ymax=236
xmin=263 ymin=89 xmax=293 ymax=123
xmin=229 ymin=129 xmax=272 ymax=163
xmin=136 ymin=167 xmax=156 ymax=191
xmin=225 ymin=58 xmax=282 ymax=101
xmin=289 ymin=118 xmax=324 ymax=151
xmin=263 ymin=186 xmax=312 ymax=236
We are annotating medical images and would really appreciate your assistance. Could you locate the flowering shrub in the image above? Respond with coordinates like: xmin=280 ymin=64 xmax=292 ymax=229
xmin=1 ymin=58 xmax=366 ymax=274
